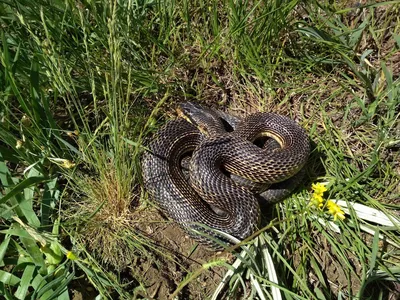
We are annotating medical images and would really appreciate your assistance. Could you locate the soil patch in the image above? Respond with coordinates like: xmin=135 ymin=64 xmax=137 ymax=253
xmin=130 ymin=207 xmax=233 ymax=299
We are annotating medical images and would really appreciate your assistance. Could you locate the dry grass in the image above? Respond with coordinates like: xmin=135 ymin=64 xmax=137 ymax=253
xmin=65 ymin=163 xmax=138 ymax=270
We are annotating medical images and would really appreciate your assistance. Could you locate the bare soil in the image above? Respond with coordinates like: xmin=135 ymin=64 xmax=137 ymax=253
xmin=129 ymin=207 xmax=233 ymax=299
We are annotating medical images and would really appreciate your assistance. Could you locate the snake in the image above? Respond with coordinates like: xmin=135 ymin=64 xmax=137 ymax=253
xmin=141 ymin=102 xmax=310 ymax=248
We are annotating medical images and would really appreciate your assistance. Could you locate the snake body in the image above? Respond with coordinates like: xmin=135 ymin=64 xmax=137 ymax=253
xmin=142 ymin=103 xmax=310 ymax=247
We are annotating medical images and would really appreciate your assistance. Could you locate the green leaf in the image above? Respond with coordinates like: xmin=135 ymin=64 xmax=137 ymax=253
xmin=14 ymin=264 xmax=36 ymax=300
xmin=18 ymin=167 xmax=42 ymax=227
xmin=394 ymin=34 xmax=400 ymax=48
xmin=41 ymin=242 xmax=63 ymax=265
xmin=314 ymin=287 xmax=327 ymax=300
xmin=0 ymin=204 xmax=15 ymax=220
xmin=0 ymin=156 xmax=41 ymax=222
xmin=0 ymin=145 xmax=19 ymax=162
xmin=348 ymin=18 xmax=368 ymax=49
xmin=52 ymin=134 xmax=82 ymax=156
xmin=36 ymin=269 xmax=74 ymax=299
xmin=24 ymin=168 xmax=39 ymax=202
xmin=369 ymin=228 xmax=380 ymax=274
xmin=1 ymin=228 xmax=34 ymax=240
xmin=0 ymin=281 xmax=15 ymax=300
xmin=0 ymin=154 xmax=12 ymax=186
xmin=0 ymin=235 xmax=11 ymax=265
xmin=10 ymin=239 xmax=31 ymax=264
xmin=1 ymin=33 xmax=32 ymax=119
xmin=44 ymin=270 xmax=74 ymax=300
xmin=381 ymin=62 xmax=395 ymax=103
xmin=41 ymin=177 xmax=59 ymax=227
xmin=360 ymin=49 xmax=373 ymax=63
xmin=29 ymin=59 xmax=46 ymax=124
xmin=0 ymin=270 xmax=21 ymax=286
xmin=56 ymin=289 xmax=71 ymax=300
xmin=31 ymin=273 xmax=45 ymax=290
xmin=0 ymin=176 xmax=47 ymax=205
xmin=20 ymin=236 xmax=46 ymax=273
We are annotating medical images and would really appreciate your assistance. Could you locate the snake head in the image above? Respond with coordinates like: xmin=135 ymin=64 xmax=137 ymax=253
xmin=176 ymin=102 xmax=224 ymax=136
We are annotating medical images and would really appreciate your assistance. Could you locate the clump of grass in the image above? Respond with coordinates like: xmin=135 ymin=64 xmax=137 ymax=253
xmin=65 ymin=162 xmax=137 ymax=270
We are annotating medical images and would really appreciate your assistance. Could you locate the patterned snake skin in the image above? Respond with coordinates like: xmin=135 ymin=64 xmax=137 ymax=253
xmin=142 ymin=102 xmax=310 ymax=248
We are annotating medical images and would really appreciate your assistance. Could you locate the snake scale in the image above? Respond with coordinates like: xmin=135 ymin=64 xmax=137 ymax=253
xmin=142 ymin=102 xmax=310 ymax=248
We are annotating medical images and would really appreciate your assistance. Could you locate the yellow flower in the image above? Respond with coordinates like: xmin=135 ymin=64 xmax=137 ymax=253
xmin=66 ymin=251 xmax=77 ymax=260
xmin=310 ymin=193 xmax=324 ymax=209
xmin=61 ymin=160 xmax=76 ymax=169
xmin=16 ymin=140 xmax=23 ymax=149
xmin=326 ymin=200 xmax=345 ymax=221
xmin=311 ymin=183 xmax=327 ymax=196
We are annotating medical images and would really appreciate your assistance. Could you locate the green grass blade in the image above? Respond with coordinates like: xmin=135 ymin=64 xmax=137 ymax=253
xmin=368 ymin=228 xmax=380 ymax=275
xmin=37 ymin=270 xmax=74 ymax=300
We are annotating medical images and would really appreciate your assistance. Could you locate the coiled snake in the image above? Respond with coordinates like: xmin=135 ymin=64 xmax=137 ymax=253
xmin=142 ymin=102 xmax=310 ymax=248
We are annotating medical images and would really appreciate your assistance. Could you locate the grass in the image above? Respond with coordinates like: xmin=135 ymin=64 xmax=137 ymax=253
xmin=0 ymin=0 xmax=399 ymax=299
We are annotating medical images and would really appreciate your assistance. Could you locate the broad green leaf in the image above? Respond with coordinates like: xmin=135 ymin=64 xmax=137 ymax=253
xmin=0 ymin=158 xmax=38 ymax=222
xmin=11 ymin=239 xmax=31 ymax=262
xmin=41 ymin=242 xmax=63 ymax=265
xmin=24 ymin=168 xmax=40 ymax=201
xmin=44 ymin=219 xmax=63 ymax=264
xmin=0 ymin=270 xmax=21 ymax=286
xmin=0 ymin=203 xmax=14 ymax=220
xmin=16 ymin=167 xmax=42 ymax=227
xmin=381 ymin=62 xmax=396 ymax=107
xmin=31 ymin=273 xmax=45 ymax=290
xmin=20 ymin=236 xmax=46 ymax=273
xmin=14 ymin=264 xmax=36 ymax=300
xmin=4 ymin=219 xmax=46 ymax=246
xmin=395 ymin=34 xmax=400 ymax=48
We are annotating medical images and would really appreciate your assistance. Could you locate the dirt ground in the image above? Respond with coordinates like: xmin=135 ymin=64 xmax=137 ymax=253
xmin=69 ymin=206 xmax=232 ymax=300
xmin=129 ymin=208 xmax=234 ymax=299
